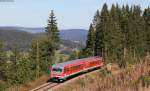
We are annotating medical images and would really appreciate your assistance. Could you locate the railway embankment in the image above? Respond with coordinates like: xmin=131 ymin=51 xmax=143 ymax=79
xmin=17 ymin=56 xmax=149 ymax=91
xmin=52 ymin=57 xmax=150 ymax=91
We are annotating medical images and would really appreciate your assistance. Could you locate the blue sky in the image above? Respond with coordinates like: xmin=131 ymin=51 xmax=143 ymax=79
xmin=0 ymin=0 xmax=149 ymax=29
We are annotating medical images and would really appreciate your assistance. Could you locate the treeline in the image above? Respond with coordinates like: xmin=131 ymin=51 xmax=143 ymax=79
xmin=0 ymin=10 xmax=59 ymax=90
xmin=84 ymin=3 xmax=150 ymax=67
xmin=0 ymin=29 xmax=36 ymax=51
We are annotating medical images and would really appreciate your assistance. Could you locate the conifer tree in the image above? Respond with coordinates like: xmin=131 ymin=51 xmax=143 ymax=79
xmin=11 ymin=44 xmax=20 ymax=66
xmin=44 ymin=10 xmax=60 ymax=65
xmin=15 ymin=57 xmax=32 ymax=84
xmin=95 ymin=3 xmax=109 ymax=57
xmin=0 ymin=40 xmax=5 ymax=61
xmin=45 ymin=10 xmax=59 ymax=44
xmin=143 ymin=7 xmax=150 ymax=55
xmin=120 ymin=5 xmax=130 ymax=59
xmin=30 ymin=10 xmax=59 ymax=74
xmin=36 ymin=40 xmax=40 ymax=78
xmin=0 ymin=41 xmax=6 ymax=81
xmin=89 ymin=4 xmax=149 ymax=67
xmin=30 ymin=37 xmax=55 ymax=74
xmin=109 ymin=4 xmax=124 ymax=61
xmin=85 ymin=23 xmax=95 ymax=56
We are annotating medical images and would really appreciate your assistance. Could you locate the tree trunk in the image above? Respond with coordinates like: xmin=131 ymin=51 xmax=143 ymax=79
xmin=36 ymin=41 xmax=40 ymax=79
xmin=124 ymin=47 xmax=127 ymax=59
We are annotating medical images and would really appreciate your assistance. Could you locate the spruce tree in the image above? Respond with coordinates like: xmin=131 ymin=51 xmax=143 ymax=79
xmin=95 ymin=3 xmax=110 ymax=59
xmin=109 ymin=4 xmax=124 ymax=62
xmin=36 ymin=40 xmax=40 ymax=78
xmin=94 ymin=10 xmax=103 ymax=56
xmin=125 ymin=5 xmax=146 ymax=59
xmin=45 ymin=10 xmax=59 ymax=44
xmin=45 ymin=10 xmax=60 ymax=65
xmin=30 ymin=37 xmax=54 ymax=74
xmin=120 ymin=5 xmax=131 ymax=60
xmin=143 ymin=7 xmax=150 ymax=55
xmin=87 ymin=3 xmax=149 ymax=67
xmin=30 ymin=10 xmax=60 ymax=74
xmin=15 ymin=57 xmax=32 ymax=84
xmin=85 ymin=23 xmax=95 ymax=56
xmin=0 ymin=40 xmax=5 ymax=61
xmin=0 ymin=41 xmax=6 ymax=81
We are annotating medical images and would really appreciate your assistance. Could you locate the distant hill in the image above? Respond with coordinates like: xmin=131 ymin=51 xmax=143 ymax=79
xmin=0 ymin=26 xmax=88 ymax=43
xmin=0 ymin=29 xmax=36 ymax=50
xmin=0 ymin=27 xmax=86 ymax=51
xmin=60 ymin=29 xmax=88 ymax=43
xmin=0 ymin=26 xmax=44 ymax=33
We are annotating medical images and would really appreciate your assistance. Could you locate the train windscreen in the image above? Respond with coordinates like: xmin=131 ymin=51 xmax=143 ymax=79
xmin=52 ymin=67 xmax=62 ymax=74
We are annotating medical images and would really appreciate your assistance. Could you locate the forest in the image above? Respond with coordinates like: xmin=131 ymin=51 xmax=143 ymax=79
xmin=0 ymin=3 xmax=149 ymax=91
xmin=83 ymin=3 xmax=150 ymax=68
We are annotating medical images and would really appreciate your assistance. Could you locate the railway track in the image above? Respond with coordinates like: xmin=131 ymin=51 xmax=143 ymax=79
xmin=30 ymin=66 xmax=106 ymax=91
xmin=30 ymin=82 xmax=59 ymax=91
xmin=30 ymin=68 xmax=104 ymax=91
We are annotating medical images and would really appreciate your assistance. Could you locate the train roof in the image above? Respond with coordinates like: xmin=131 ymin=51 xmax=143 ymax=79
xmin=52 ymin=56 xmax=101 ymax=68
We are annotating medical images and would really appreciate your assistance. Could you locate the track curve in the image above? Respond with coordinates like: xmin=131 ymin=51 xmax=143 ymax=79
xmin=30 ymin=66 xmax=106 ymax=91
xmin=30 ymin=82 xmax=59 ymax=91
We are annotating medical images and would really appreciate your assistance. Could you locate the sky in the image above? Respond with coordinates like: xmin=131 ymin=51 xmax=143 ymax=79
xmin=0 ymin=0 xmax=149 ymax=29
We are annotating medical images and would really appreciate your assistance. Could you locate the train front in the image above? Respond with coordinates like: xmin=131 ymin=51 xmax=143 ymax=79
xmin=50 ymin=65 xmax=65 ymax=82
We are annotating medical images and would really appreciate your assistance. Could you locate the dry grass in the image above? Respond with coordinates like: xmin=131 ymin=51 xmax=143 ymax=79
xmin=6 ymin=75 xmax=49 ymax=91
xmin=54 ymin=56 xmax=150 ymax=91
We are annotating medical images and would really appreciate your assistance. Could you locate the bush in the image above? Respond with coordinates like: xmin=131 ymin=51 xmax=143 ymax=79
xmin=0 ymin=80 xmax=7 ymax=91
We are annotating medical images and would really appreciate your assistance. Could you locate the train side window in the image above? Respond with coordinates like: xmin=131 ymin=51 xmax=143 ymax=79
xmin=90 ymin=61 xmax=97 ymax=65
xmin=70 ymin=67 xmax=74 ymax=71
xmin=76 ymin=65 xmax=81 ymax=70
xmin=64 ymin=68 xmax=67 ymax=73
xmin=73 ymin=66 xmax=76 ymax=70
xmin=72 ymin=65 xmax=81 ymax=71
xmin=65 ymin=67 xmax=70 ymax=73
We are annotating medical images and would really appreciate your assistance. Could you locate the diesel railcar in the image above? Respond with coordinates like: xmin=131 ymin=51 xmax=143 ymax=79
xmin=50 ymin=56 xmax=104 ymax=82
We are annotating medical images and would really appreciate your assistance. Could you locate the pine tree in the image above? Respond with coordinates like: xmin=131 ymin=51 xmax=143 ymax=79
xmin=40 ymin=37 xmax=55 ymax=72
xmin=85 ymin=23 xmax=95 ymax=56
xmin=0 ymin=41 xmax=6 ymax=81
xmin=95 ymin=3 xmax=109 ymax=57
xmin=45 ymin=10 xmax=59 ymax=44
xmin=109 ymin=4 xmax=124 ymax=62
xmin=44 ymin=10 xmax=60 ymax=66
xmin=30 ymin=39 xmax=38 ymax=74
xmin=143 ymin=7 xmax=150 ymax=55
xmin=15 ymin=57 xmax=32 ymax=84
xmin=30 ymin=10 xmax=60 ymax=74
xmin=30 ymin=37 xmax=55 ymax=74
xmin=95 ymin=3 xmax=111 ymax=60
xmin=90 ymin=10 xmax=101 ymax=57
xmin=0 ymin=40 xmax=4 ymax=60
xmin=87 ymin=3 xmax=149 ymax=67
xmin=36 ymin=40 xmax=40 ymax=78
xmin=124 ymin=5 xmax=146 ymax=60
xmin=120 ymin=5 xmax=129 ymax=60
xmin=11 ymin=44 xmax=20 ymax=66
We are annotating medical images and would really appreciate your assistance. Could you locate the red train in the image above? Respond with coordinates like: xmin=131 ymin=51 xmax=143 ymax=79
xmin=50 ymin=56 xmax=104 ymax=82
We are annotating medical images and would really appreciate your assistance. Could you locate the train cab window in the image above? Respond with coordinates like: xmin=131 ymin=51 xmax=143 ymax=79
xmin=52 ymin=67 xmax=62 ymax=73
